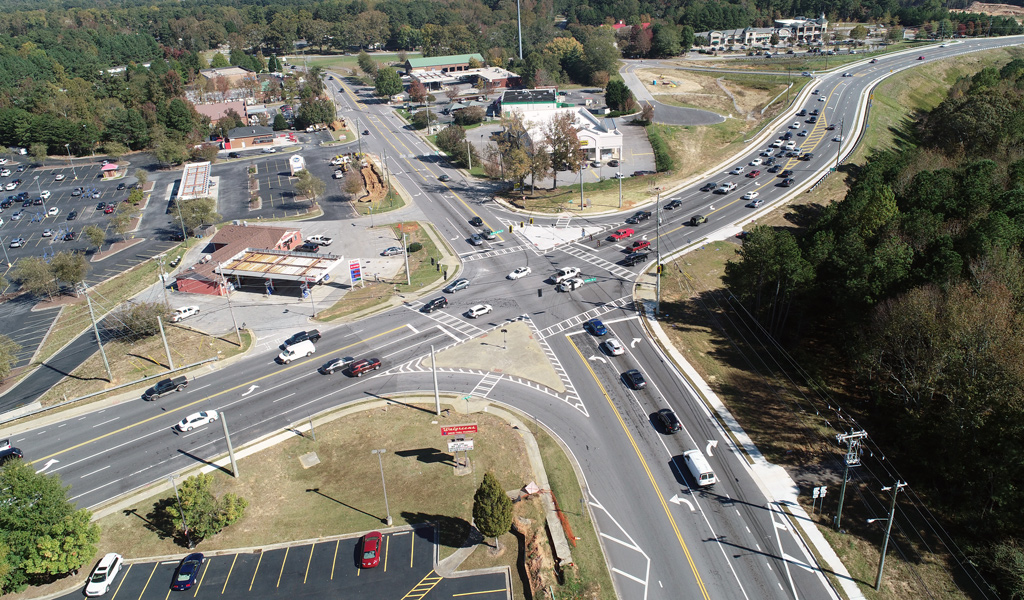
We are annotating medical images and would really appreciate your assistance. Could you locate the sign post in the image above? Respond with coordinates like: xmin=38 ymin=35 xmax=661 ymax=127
xmin=442 ymin=425 xmax=477 ymax=471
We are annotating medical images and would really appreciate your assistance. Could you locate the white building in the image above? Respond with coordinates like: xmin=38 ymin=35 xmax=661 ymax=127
xmin=699 ymin=13 xmax=828 ymax=48
xmin=499 ymin=89 xmax=623 ymax=164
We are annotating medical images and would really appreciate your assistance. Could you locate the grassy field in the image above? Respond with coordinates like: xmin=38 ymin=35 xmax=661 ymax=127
xmin=304 ymin=52 xmax=420 ymax=75
xmin=353 ymin=188 xmax=405 ymax=216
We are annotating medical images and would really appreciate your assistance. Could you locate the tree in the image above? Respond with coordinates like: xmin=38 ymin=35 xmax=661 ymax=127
xmin=357 ymin=51 xmax=378 ymax=77
xmin=166 ymin=473 xmax=247 ymax=543
xmin=0 ymin=461 xmax=100 ymax=593
xmin=545 ymin=111 xmax=586 ymax=189
xmin=411 ymin=109 xmax=430 ymax=129
xmin=650 ymin=24 xmax=681 ymax=58
xmin=172 ymin=197 xmax=221 ymax=235
xmin=102 ymin=142 xmax=129 ymax=162
xmin=294 ymin=170 xmax=326 ymax=203
xmin=408 ymin=80 xmax=428 ymax=105
xmin=111 ymin=302 xmax=173 ymax=341
xmin=886 ymin=27 xmax=905 ymax=42
xmin=108 ymin=211 xmax=133 ymax=242
xmin=605 ymin=79 xmax=633 ymax=112
xmin=49 ymin=252 xmax=88 ymax=295
xmin=472 ymin=471 xmax=512 ymax=545
xmin=11 ymin=257 xmax=58 ymax=299
xmin=29 ymin=143 xmax=47 ymax=166
xmin=83 ymin=225 xmax=105 ymax=251
xmin=273 ymin=113 xmax=289 ymax=131
xmin=0 ymin=334 xmax=21 ymax=383
xmin=453 ymin=107 xmax=485 ymax=126
xmin=444 ymin=86 xmax=460 ymax=103
xmin=134 ymin=168 xmax=147 ymax=189
xmin=374 ymin=68 xmax=402 ymax=98
xmin=342 ymin=169 xmax=364 ymax=198
xmin=210 ymin=53 xmax=230 ymax=68
xmin=849 ymin=24 xmax=868 ymax=42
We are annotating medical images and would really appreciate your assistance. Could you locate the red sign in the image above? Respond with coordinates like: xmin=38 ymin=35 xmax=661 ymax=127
xmin=441 ymin=424 xmax=478 ymax=436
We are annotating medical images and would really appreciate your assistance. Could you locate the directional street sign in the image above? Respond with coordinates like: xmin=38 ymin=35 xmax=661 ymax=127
xmin=583 ymin=277 xmax=598 ymax=283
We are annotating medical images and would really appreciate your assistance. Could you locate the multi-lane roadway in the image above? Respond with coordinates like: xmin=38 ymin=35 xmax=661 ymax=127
xmin=10 ymin=36 xmax=1024 ymax=599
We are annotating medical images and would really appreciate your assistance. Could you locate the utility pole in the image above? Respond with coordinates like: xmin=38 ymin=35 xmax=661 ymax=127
xmin=84 ymin=287 xmax=112 ymax=382
xmin=655 ymin=191 xmax=662 ymax=315
xmin=157 ymin=316 xmax=174 ymax=371
xmin=835 ymin=118 xmax=845 ymax=171
xmin=221 ymin=412 xmax=239 ymax=477
xmin=835 ymin=430 xmax=868 ymax=531
xmin=403 ymin=232 xmax=411 ymax=286
xmin=516 ymin=0 xmax=523 ymax=59
xmin=357 ymin=118 xmax=363 ymax=155
xmin=465 ymin=138 xmax=472 ymax=171
xmin=431 ymin=345 xmax=440 ymax=416
xmin=372 ymin=449 xmax=392 ymax=525
xmin=873 ymin=481 xmax=906 ymax=590
xmin=617 ymin=172 xmax=623 ymax=208
xmin=156 ymin=256 xmax=170 ymax=307
xmin=218 ymin=263 xmax=243 ymax=346
xmin=168 ymin=474 xmax=193 ymax=549
xmin=579 ymin=169 xmax=584 ymax=210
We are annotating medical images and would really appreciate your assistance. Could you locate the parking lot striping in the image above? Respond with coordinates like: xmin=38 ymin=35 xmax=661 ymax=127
xmin=331 ymin=539 xmax=340 ymax=580
xmin=221 ymin=554 xmax=238 ymax=594
xmin=193 ymin=558 xmax=211 ymax=597
xmin=28 ymin=325 xmax=407 ymax=466
xmin=452 ymin=588 xmax=510 ymax=597
xmin=400 ymin=570 xmax=443 ymax=599
xmin=276 ymin=546 xmax=289 ymax=588
xmin=139 ymin=562 xmax=159 ymax=600
xmin=248 ymin=551 xmax=263 ymax=591
xmin=565 ymin=335 xmax=711 ymax=600
xmin=304 ymin=543 xmax=315 ymax=584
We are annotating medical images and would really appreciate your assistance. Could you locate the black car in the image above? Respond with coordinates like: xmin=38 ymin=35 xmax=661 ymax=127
xmin=664 ymin=199 xmax=681 ymax=210
xmin=764 ymin=157 xmax=775 ymax=166
xmin=0 ymin=200 xmax=11 ymax=209
xmin=469 ymin=216 xmax=483 ymax=227
xmin=801 ymin=153 xmax=814 ymax=161
xmin=623 ymin=369 xmax=647 ymax=390
xmin=117 ymin=183 xmax=126 ymax=190
xmin=21 ymin=199 xmax=31 ymax=207
xmin=626 ymin=210 xmax=652 ymax=224
xmin=142 ymin=376 xmax=188 ymax=401
xmin=171 ymin=553 xmax=205 ymax=591
xmin=653 ymin=409 xmax=682 ymax=433
xmin=96 ymin=202 xmax=106 ymax=210
xmin=299 ymin=242 xmax=320 ymax=252
xmin=608 ymin=159 xmax=619 ymax=167
xmin=319 ymin=357 xmax=354 ymax=375
xmin=284 ymin=330 xmax=321 ymax=346
xmin=690 ymin=215 xmax=708 ymax=226
xmin=32 ymin=198 xmax=42 ymax=205
xmin=768 ymin=165 xmax=782 ymax=173
xmin=807 ymin=116 xmax=818 ymax=123
xmin=0 ymin=440 xmax=23 ymax=465
xmin=438 ymin=174 xmax=450 ymax=182
xmin=780 ymin=169 xmax=794 ymax=178
xmin=228 ymin=152 xmax=241 ymax=158
xmin=632 ymin=170 xmax=655 ymax=177
xmin=67 ymin=210 xmax=77 ymax=220
xmin=781 ymin=178 xmax=795 ymax=187
xmin=422 ymin=297 xmax=449 ymax=313
xmin=782 ymin=132 xmax=793 ymax=140
xmin=796 ymin=109 xmax=807 ymax=116
xmin=169 ymin=232 xmax=185 ymax=241
xmin=810 ymin=109 xmax=819 ymax=116
xmin=699 ymin=182 xmax=718 ymax=192
xmin=622 ymin=252 xmax=650 ymax=266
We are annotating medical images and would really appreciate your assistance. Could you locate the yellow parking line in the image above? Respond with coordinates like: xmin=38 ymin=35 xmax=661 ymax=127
xmin=383 ymin=534 xmax=389 ymax=571
xmin=304 ymin=543 xmax=314 ymax=584
xmin=331 ymin=539 xmax=339 ymax=580
xmin=248 ymin=542 xmax=264 ymax=591
xmin=192 ymin=558 xmax=211 ymax=597
xmin=453 ymin=590 xmax=509 ymax=597
xmin=276 ymin=547 xmax=289 ymax=587
xmin=565 ymin=335 xmax=711 ymax=600
xmin=110 ymin=562 xmax=132 ymax=598
xmin=137 ymin=562 xmax=158 ymax=600
xmin=221 ymin=554 xmax=237 ymax=594
xmin=410 ymin=530 xmax=414 ymax=568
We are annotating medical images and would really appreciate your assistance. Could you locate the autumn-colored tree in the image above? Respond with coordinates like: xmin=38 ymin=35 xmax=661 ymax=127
xmin=544 ymin=111 xmax=586 ymax=189
xmin=408 ymin=80 xmax=427 ymax=105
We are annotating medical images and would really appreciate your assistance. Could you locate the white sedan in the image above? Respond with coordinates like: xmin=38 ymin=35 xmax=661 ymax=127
xmin=833 ymin=135 xmax=844 ymax=142
xmin=789 ymin=122 xmax=800 ymax=129
xmin=47 ymin=206 xmax=59 ymax=216
xmin=729 ymin=167 xmax=744 ymax=175
xmin=39 ymin=190 xmax=50 ymax=199
xmin=749 ymin=158 xmax=762 ymax=166
xmin=742 ymin=191 xmax=759 ymax=200
xmin=4 ymin=182 xmax=16 ymax=191
xmin=177 ymin=410 xmax=219 ymax=432
xmin=54 ymin=173 xmax=66 ymax=181
xmin=467 ymin=304 xmax=493 ymax=318
xmin=507 ymin=266 xmax=532 ymax=280
xmin=42 ymin=229 xmax=53 ymax=237
xmin=602 ymin=338 xmax=625 ymax=356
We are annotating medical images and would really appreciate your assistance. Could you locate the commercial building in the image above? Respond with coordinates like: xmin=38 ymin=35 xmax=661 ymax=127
xmin=699 ymin=13 xmax=828 ymax=48
xmin=176 ymin=162 xmax=212 ymax=201
xmin=499 ymin=89 xmax=623 ymax=165
xmin=224 ymin=125 xmax=275 ymax=151
xmin=404 ymin=53 xmax=486 ymax=75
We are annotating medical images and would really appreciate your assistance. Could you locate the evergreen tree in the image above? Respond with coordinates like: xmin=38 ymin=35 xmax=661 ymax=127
xmin=472 ymin=472 xmax=513 ymax=543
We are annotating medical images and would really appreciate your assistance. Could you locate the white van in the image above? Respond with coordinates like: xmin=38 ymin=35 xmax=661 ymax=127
xmin=278 ymin=339 xmax=315 ymax=364
xmin=683 ymin=450 xmax=717 ymax=487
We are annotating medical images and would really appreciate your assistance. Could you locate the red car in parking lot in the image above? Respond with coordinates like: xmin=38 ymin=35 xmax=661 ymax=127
xmin=360 ymin=532 xmax=383 ymax=568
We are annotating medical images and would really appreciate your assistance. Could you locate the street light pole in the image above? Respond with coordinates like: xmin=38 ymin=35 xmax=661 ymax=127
xmin=465 ymin=138 xmax=472 ymax=171
xmin=873 ymin=481 xmax=906 ymax=590
xmin=64 ymin=143 xmax=77 ymax=180
xmin=371 ymin=449 xmax=392 ymax=525
xmin=168 ymin=474 xmax=193 ymax=549
xmin=835 ymin=118 xmax=845 ymax=171
xmin=617 ymin=172 xmax=623 ymax=209
xmin=33 ymin=176 xmax=47 ymax=214
xmin=0 ymin=237 xmax=11 ymax=267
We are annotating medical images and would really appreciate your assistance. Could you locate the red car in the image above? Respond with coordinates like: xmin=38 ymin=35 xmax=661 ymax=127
xmin=609 ymin=228 xmax=634 ymax=241
xmin=631 ymin=240 xmax=651 ymax=252
xmin=360 ymin=531 xmax=383 ymax=568
xmin=918 ymin=56 xmax=925 ymax=60
xmin=104 ymin=205 xmax=115 ymax=214
xmin=746 ymin=170 xmax=761 ymax=178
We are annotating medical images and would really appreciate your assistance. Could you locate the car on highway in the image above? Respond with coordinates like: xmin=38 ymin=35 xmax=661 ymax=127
xmin=170 ymin=306 xmax=199 ymax=322
xmin=801 ymin=152 xmax=814 ymax=161
xmin=85 ymin=552 xmax=123 ymax=597
xmin=552 ymin=267 xmax=580 ymax=284
xmin=381 ymin=246 xmax=403 ymax=256
xmin=46 ymin=206 xmax=59 ymax=216
xmin=469 ymin=233 xmax=484 ymax=246
xmin=171 ymin=553 xmax=205 ymax=590
xmin=438 ymin=174 xmax=450 ymax=182
xmin=833 ymin=135 xmax=844 ymax=142
xmin=39 ymin=190 xmax=50 ymax=199
xmin=700 ymin=182 xmax=718 ymax=192
xmin=918 ymin=56 xmax=925 ymax=60
xmin=601 ymin=338 xmax=624 ymax=356
xmin=780 ymin=169 xmax=794 ymax=178
xmin=469 ymin=216 xmax=483 ymax=226
xmin=665 ymin=199 xmax=681 ymax=210
xmin=0 ymin=440 xmax=23 ymax=465
xmin=746 ymin=170 xmax=761 ymax=178
xmin=507 ymin=266 xmax=531 ymax=280
xmin=307 ymin=234 xmax=333 ymax=246
xmin=284 ymin=330 xmax=321 ymax=345
xmin=748 ymin=198 xmax=764 ymax=208
xmin=789 ymin=122 xmax=800 ymax=129
xmin=558 ymin=277 xmax=585 ymax=292
xmin=797 ymin=130 xmax=808 ymax=137
xmin=653 ymin=408 xmax=682 ymax=433
xmin=319 ymin=357 xmax=354 ymax=375
xmin=808 ymin=116 xmax=817 ymax=123
xmin=631 ymin=240 xmax=651 ymax=252
xmin=716 ymin=182 xmax=736 ymax=194
xmin=729 ymin=166 xmax=744 ymax=175
xmin=444 ymin=278 xmax=471 ymax=293
xmin=770 ymin=140 xmax=782 ymax=148
xmin=749 ymin=158 xmax=762 ymax=166
xmin=347 ymin=358 xmax=381 ymax=377
xmin=817 ymin=96 xmax=825 ymax=102
xmin=609 ymin=228 xmax=634 ymax=240
xmin=584 ymin=318 xmax=608 ymax=336
xmin=742 ymin=191 xmax=759 ymax=201
xmin=781 ymin=178 xmax=795 ymax=187
xmin=842 ymin=72 xmax=852 ymax=77
xmin=760 ymin=150 xmax=772 ymax=157
xmin=176 ymin=411 xmax=218 ymax=432
xmin=690 ymin=215 xmax=708 ymax=226
xmin=9 ymin=237 xmax=24 ymax=248
xmin=481 ymin=228 xmax=497 ymax=240
xmin=623 ymin=369 xmax=647 ymax=390
xmin=142 ymin=376 xmax=188 ymax=401
xmin=467 ymin=304 xmax=493 ymax=318
xmin=422 ymin=297 xmax=449 ymax=313
xmin=623 ymin=251 xmax=649 ymax=266
xmin=796 ymin=109 xmax=807 ymax=116
xmin=361 ymin=532 xmax=383 ymax=568
xmin=626 ymin=210 xmax=651 ymax=224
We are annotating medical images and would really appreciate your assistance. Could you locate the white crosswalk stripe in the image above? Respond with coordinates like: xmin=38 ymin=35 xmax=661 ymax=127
xmin=470 ymin=372 xmax=503 ymax=398
xmin=404 ymin=301 xmax=487 ymax=339
xmin=559 ymin=244 xmax=637 ymax=279
xmin=537 ymin=296 xmax=635 ymax=339
xmin=461 ymin=245 xmax=527 ymax=263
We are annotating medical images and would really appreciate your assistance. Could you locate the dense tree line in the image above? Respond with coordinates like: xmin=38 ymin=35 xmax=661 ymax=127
xmin=724 ymin=60 xmax=1024 ymax=597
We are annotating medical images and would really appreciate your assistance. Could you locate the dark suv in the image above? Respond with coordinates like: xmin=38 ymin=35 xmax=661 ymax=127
xmin=422 ymin=297 xmax=448 ymax=313
xmin=626 ymin=210 xmax=652 ymax=224
xmin=347 ymin=358 xmax=382 ymax=377
xmin=284 ymin=330 xmax=321 ymax=346
xmin=622 ymin=252 xmax=650 ymax=266
xmin=652 ymin=409 xmax=682 ymax=433
xmin=0 ymin=440 xmax=23 ymax=465
xmin=142 ymin=375 xmax=188 ymax=400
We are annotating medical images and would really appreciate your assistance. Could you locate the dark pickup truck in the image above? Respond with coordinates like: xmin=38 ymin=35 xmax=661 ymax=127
xmin=142 ymin=375 xmax=188 ymax=400
xmin=284 ymin=330 xmax=321 ymax=346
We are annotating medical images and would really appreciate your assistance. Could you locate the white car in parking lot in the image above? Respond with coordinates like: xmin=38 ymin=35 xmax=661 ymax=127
xmin=507 ymin=266 xmax=531 ymax=280
xmin=171 ymin=306 xmax=199 ymax=322
xmin=306 ymin=234 xmax=332 ymax=246
xmin=39 ymin=190 xmax=50 ymax=199
xmin=467 ymin=304 xmax=493 ymax=318
xmin=46 ymin=206 xmax=59 ymax=216
xmin=54 ymin=173 xmax=65 ymax=181
xmin=177 ymin=410 xmax=219 ymax=432
xmin=0 ymin=169 xmax=10 ymax=177
xmin=9 ymin=237 xmax=24 ymax=248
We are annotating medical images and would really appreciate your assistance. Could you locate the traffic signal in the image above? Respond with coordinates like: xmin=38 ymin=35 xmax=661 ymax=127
xmin=529 ymin=217 xmax=534 ymax=224
xmin=657 ymin=264 xmax=664 ymax=274
xmin=509 ymin=224 xmax=514 ymax=232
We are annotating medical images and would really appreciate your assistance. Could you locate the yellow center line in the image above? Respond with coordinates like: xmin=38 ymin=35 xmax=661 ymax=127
xmin=565 ymin=335 xmax=711 ymax=600
xmin=29 ymin=325 xmax=407 ymax=464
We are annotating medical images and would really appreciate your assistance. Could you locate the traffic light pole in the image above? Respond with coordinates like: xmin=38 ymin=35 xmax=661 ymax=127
xmin=655 ymin=191 xmax=661 ymax=316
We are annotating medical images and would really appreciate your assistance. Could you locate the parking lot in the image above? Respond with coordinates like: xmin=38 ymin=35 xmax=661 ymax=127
xmin=59 ymin=527 xmax=509 ymax=600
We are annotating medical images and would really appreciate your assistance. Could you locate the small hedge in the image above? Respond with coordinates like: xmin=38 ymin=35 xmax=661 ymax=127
xmin=646 ymin=125 xmax=675 ymax=172
xmin=407 ymin=242 xmax=423 ymax=253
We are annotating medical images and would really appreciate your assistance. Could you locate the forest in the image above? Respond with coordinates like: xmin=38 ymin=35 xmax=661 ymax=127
xmin=724 ymin=59 xmax=1024 ymax=598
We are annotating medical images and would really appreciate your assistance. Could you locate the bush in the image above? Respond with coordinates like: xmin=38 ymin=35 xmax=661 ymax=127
xmin=453 ymin=106 xmax=485 ymax=126
xmin=646 ymin=125 xmax=675 ymax=172
xmin=407 ymin=242 xmax=423 ymax=253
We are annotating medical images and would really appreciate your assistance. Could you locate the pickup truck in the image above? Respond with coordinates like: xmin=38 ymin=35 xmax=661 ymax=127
xmin=306 ymin=235 xmax=333 ymax=246
xmin=553 ymin=267 xmax=581 ymax=284
xmin=284 ymin=330 xmax=321 ymax=347
xmin=142 ymin=375 xmax=188 ymax=400
xmin=631 ymin=240 xmax=651 ymax=252
xmin=609 ymin=228 xmax=634 ymax=241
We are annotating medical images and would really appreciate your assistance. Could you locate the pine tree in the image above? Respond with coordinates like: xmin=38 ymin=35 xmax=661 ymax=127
xmin=472 ymin=472 xmax=513 ymax=544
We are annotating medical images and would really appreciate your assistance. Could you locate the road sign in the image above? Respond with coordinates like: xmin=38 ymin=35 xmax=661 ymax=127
xmin=493 ymin=229 xmax=505 ymax=234
xmin=448 ymin=439 xmax=475 ymax=452
xmin=441 ymin=424 xmax=478 ymax=436
xmin=583 ymin=277 xmax=597 ymax=283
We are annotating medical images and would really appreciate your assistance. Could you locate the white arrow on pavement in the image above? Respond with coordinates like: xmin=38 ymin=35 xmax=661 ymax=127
xmin=706 ymin=439 xmax=719 ymax=457
xmin=631 ymin=337 xmax=642 ymax=348
xmin=588 ymin=355 xmax=607 ymax=364
xmin=35 ymin=459 xmax=59 ymax=474
xmin=669 ymin=495 xmax=695 ymax=511
xmin=241 ymin=385 xmax=259 ymax=397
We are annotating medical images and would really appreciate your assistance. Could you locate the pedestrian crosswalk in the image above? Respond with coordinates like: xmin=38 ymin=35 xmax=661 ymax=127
xmin=536 ymin=296 xmax=635 ymax=339
xmin=404 ymin=301 xmax=487 ymax=340
xmin=470 ymin=372 xmax=503 ymax=397
xmin=461 ymin=245 xmax=527 ymax=263
xmin=559 ymin=244 xmax=637 ymax=280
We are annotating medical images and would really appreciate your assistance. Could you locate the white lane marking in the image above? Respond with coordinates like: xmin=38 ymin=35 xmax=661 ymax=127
xmin=436 ymin=325 xmax=460 ymax=342
xmin=189 ymin=384 xmax=211 ymax=393
xmin=35 ymin=459 xmax=59 ymax=474
xmin=612 ymin=568 xmax=647 ymax=585
xmin=79 ymin=465 xmax=110 ymax=479
xmin=92 ymin=417 xmax=120 ymax=428
xmin=272 ymin=393 xmax=296 ymax=404
xmin=706 ymin=439 xmax=718 ymax=456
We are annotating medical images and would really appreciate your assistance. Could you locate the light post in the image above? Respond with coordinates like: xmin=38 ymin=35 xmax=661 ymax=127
xmin=0 ymin=237 xmax=11 ymax=267
xmin=167 ymin=474 xmax=193 ymax=549
xmin=33 ymin=176 xmax=47 ymax=214
xmin=835 ymin=118 xmax=845 ymax=171
xmin=465 ymin=137 xmax=472 ymax=171
xmin=501 ymin=328 xmax=508 ymax=350
xmin=64 ymin=143 xmax=77 ymax=180
xmin=616 ymin=172 xmax=623 ymax=208
xmin=371 ymin=449 xmax=392 ymax=526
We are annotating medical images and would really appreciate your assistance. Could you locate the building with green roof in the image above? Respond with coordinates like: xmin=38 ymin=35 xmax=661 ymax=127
xmin=404 ymin=54 xmax=486 ymax=74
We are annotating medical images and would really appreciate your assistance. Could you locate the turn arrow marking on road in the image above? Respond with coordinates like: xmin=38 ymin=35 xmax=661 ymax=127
xmin=35 ymin=459 xmax=58 ymax=474
xmin=241 ymin=385 xmax=259 ymax=397
xmin=706 ymin=439 xmax=718 ymax=457
xmin=631 ymin=337 xmax=642 ymax=348
xmin=588 ymin=355 xmax=607 ymax=363
xmin=669 ymin=494 xmax=695 ymax=511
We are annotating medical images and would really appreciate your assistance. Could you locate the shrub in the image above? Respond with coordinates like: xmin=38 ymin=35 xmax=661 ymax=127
xmin=407 ymin=242 xmax=423 ymax=253
xmin=646 ymin=125 xmax=675 ymax=172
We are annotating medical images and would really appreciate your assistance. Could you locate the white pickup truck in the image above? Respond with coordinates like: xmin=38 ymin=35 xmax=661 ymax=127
xmin=553 ymin=267 xmax=580 ymax=284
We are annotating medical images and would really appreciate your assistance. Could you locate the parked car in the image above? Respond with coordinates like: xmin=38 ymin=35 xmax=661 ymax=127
xmin=42 ymin=229 xmax=53 ymax=237
xmin=306 ymin=234 xmax=333 ymax=246
xmin=46 ymin=206 xmax=59 ymax=216
xmin=507 ymin=266 xmax=532 ymax=280
xmin=176 ymin=412 xmax=218 ymax=432
xmin=142 ymin=376 xmax=188 ymax=401
xmin=360 ymin=532 xmax=383 ymax=568
xmin=170 ymin=306 xmax=199 ymax=323
xmin=67 ymin=210 xmax=77 ymax=221
xmin=54 ymin=173 xmax=66 ymax=181
xmin=422 ymin=297 xmax=449 ymax=313
xmin=443 ymin=278 xmax=470 ymax=293
xmin=9 ymin=237 xmax=24 ymax=248
xmin=39 ymin=190 xmax=50 ymax=199
xmin=85 ymin=553 xmax=123 ymax=597
xmin=171 ymin=553 xmax=206 ymax=590
xmin=319 ymin=357 xmax=354 ymax=375
xmin=381 ymin=246 xmax=403 ymax=256
xmin=228 ymin=152 xmax=241 ymax=158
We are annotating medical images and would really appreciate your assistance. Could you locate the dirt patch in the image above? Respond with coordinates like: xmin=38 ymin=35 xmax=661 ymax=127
xmin=358 ymin=163 xmax=388 ymax=203
xmin=951 ymin=1 xmax=1024 ymax=17
xmin=632 ymin=69 xmax=703 ymax=93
